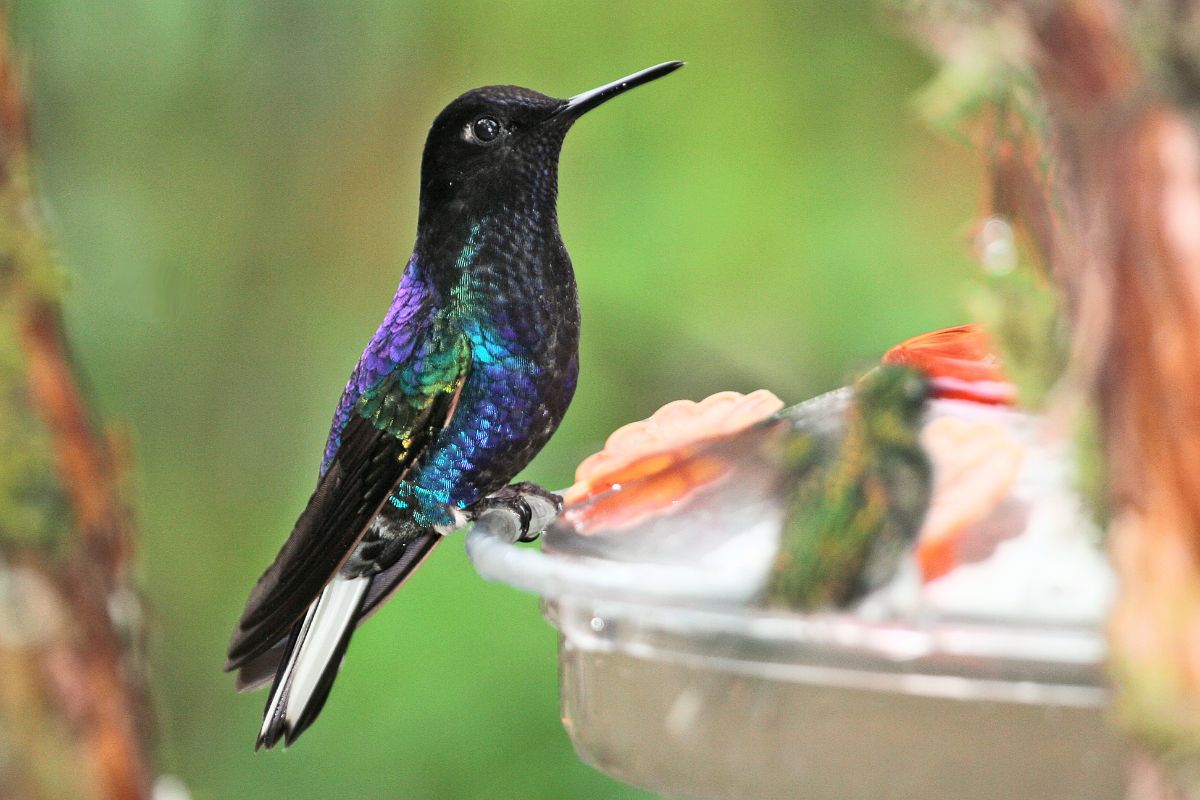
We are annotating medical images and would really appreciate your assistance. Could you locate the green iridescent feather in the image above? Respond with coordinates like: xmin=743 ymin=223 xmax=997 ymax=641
xmin=767 ymin=365 xmax=932 ymax=610
xmin=355 ymin=323 xmax=470 ymax=442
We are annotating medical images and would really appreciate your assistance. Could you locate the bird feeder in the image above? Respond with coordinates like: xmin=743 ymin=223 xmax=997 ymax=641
xmin=468 ymin=370 xmax=1121 ymax=799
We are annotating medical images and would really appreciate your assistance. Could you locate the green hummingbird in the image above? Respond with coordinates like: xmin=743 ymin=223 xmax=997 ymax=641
xmin=766 ymin=365 xmax=932 ymax=610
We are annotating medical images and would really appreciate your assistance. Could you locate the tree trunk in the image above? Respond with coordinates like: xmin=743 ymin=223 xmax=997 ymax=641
xmin=0 ymin=17 xmax=155 ymax=800
xmin=903 ymin=1 xmax=1200 ymax=796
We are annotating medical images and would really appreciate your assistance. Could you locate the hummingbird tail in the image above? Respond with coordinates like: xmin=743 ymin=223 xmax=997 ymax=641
xmin=256 ymin=575 xmax=369 ymax=750
xmin=234 ymin=531 xmax=441 ymax=695
xmin=234 ymin=531 xmax=443 ymax=747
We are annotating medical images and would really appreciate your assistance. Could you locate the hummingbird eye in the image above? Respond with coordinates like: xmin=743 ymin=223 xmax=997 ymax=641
xmin=468 ymin=116 xmax=501 ymax=144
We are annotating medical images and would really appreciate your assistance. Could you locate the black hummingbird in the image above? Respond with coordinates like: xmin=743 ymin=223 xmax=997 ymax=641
xmin=224 ymin=61 xmax=684 ymax=748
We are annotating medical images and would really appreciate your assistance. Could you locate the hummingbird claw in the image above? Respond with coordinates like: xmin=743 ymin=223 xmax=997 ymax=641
xmin=469 ymin=482 xmax=563 ymax=542
xmin=503 ymin=482 xmax=564 ymax=516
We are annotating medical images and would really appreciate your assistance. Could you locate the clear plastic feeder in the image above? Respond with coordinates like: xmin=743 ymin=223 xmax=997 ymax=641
xmin=466 ymin=392 xmax=1123 ymax=800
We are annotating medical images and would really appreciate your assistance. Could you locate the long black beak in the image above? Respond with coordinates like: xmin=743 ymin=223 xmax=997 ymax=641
xmin=554 ymin=61 xmax=684 ymax=122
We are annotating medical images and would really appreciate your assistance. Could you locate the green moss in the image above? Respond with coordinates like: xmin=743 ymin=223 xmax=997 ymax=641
xmin=965 ymin=268 xmax=1067 ymax=410
xmin=0 ymin=166 xmax=71 ymax=552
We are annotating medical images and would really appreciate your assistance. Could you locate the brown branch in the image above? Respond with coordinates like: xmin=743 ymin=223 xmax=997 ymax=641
xmin=0 ymin=16 xmax=154 ymax=800
xmin=18 ymin=300 xmax=152 ymax=800
xmin=19 ymin=301 xmax=133 ymax=576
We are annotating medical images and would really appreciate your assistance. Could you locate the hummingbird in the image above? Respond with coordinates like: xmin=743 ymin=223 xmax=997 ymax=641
xmin=224 ymin=61 xmax=684 ymax=749
xmin=557 ymin=328 xmax=1029 ymax=609
xmin=766 ymin=365 xmax=932 ymax=610
xmin=554 ymin=366 xmax=931 ymax=610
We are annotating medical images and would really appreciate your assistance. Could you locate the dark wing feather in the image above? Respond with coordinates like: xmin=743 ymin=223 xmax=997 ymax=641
xmin=233 ymin=531 xmax=443 ymax=692
xmin=226 ymin=416 xmax=415 ymax=668
xmin=357 ymin=530 xmax=442 ymax=623
xmin=226 ymin=343 xmax=470 ymax=671
xmin=234 ymin=639 xmax=288 ymax=693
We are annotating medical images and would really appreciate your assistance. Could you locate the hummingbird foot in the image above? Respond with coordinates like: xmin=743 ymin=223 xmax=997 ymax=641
xmin=469 ymin=482 xmax=563 ymax=542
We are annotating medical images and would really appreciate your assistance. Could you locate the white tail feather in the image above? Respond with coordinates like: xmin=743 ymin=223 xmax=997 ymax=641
xmin=259 ymin=575 xmax=369 ymax=743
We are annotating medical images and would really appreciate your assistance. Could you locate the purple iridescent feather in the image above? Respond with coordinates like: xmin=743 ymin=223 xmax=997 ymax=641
xmin=321 ymin=257 xmax=429 ymax=474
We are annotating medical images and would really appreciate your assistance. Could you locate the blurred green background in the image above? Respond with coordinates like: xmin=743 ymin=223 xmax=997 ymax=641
xmin=11 ymin=2 xmax=977 ymax=798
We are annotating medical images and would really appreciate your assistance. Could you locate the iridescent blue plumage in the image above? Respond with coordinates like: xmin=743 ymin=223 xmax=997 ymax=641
xmin=226 ymin=62 xmax=682 ymax=749
xmin=341 ymin=214 xmax=579 ymax=531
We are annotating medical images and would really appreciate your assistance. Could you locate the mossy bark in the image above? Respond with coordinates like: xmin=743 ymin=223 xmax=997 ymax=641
xmin=0 ymin=21 xmax=153 ymax=800
xmin=903 ymin=1 xmax=1200 ymax=796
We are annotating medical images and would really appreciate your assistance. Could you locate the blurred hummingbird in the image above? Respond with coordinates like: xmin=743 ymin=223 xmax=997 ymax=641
xmin=766 ymin=365 xmax=932 ymax=609
xmin=555 ymin=365 xmax=933 ymax=608
xmin=555 ymin=327 xmax=1013 ymax=608
xmin=224 ymin=61 xmax=684 ymax=749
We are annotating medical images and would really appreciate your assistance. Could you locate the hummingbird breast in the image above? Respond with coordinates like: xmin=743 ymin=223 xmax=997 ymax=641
xmin=409 ymin=214 xmax=581 ymax=518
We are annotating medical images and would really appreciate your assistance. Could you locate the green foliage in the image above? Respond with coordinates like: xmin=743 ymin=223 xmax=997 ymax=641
xmin=8 ymin=2 xmax=977 ymax=797
xmin=1071 ymin=405 xmax=1110 ymax=530
xmin=966 ymin=266 xmax=1066 ymax=410
xmin=899 ymin=0 xmax=1047 ymax=148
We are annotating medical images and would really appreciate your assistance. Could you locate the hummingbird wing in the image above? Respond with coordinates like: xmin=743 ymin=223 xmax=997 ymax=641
xmin=225 ymin=334 xmax=471 ymax=671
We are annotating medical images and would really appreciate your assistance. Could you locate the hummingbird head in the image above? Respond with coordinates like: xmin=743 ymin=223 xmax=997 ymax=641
xmin=417 ymin=62 xmax=684 ymax=225
xmin=854 ymin=365 xmax=930 ymax=445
